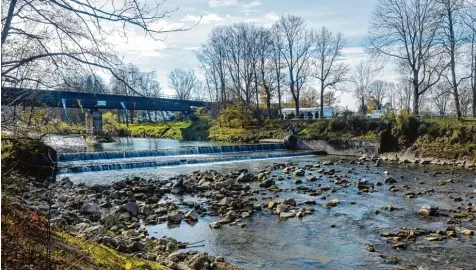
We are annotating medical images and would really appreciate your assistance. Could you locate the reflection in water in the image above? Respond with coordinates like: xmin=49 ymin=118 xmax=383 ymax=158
xmin=44 ymin=135 xmax=238 ymax=153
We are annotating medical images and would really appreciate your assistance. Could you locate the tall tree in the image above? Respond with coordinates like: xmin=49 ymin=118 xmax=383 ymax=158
xmin=270 ymin=25 xmax=286 ymax=115
xmin=274 ymin=15 xmax=315 ymax=115
xmin=369 ymin=0 xmax=446 ymax=115
xmin=313 ymin=27 xmax=347 ymax=118
xmin=438 ymin=0 xmax=470 ymax=119
xmin=369 ymin=80 xmax=389 ymax=110
xmin=430 ymin=82 xmax=453 ymax=115
xmin=350 ymin=61 xmax=380 ymax=114
xmin=168 ymin=68 xmax=202 ymax=100
xmin=462 ymin=0 xmax=476 ymax=116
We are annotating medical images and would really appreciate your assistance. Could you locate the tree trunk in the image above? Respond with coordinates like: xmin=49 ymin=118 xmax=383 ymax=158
xmin=277 ymin=78 xmax=282 ymax=115
xmin=448 ymin=9 xmax=462 ymax=119
xmin=412 ymin=70 xmax=419 ymax=116
xmin=320 ymin=80 xmax=325 ymax=118
xmin=147 ymin=111 xmax=152 ymax=122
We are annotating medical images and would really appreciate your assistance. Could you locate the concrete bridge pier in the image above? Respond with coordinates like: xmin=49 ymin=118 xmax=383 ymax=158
xmin=85 ymin=109 xmax=103 ymax=135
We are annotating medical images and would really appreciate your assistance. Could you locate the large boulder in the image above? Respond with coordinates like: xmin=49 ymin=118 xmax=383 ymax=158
xmin=81 ymin=202 xmax=102 ymax=215
xmin=284 ymin=134 xmax=298 ymax=150
xmin=167 ymin=211 xmax=183 ymax=224
xmin=184 ymin=210 xmax=199 ymax=221
xmin=236 ymin=173 xmax=255 ymax=183
xmin=259 ymin=179 xmax=275 ymax=188
xmin=418 ymin=205 xmax=439 ymax=217
xmin=121 ymin=202 xmax=139 ymax=216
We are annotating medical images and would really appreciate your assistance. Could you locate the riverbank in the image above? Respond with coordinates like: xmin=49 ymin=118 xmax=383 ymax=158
xmin=7 ymin=155 xmax=476 ymax=269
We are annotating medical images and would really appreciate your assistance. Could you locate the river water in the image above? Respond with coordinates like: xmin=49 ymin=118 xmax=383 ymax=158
xmin=50 ymin=137 xmax=476 ymax=270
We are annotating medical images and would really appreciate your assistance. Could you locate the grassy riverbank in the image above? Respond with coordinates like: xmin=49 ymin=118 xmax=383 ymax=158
xmin=125 ymin=115 xmax=476 ymax=161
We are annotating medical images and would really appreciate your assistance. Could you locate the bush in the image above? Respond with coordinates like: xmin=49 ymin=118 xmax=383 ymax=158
xmin=103 ymin=112 xmax=129 ymax=137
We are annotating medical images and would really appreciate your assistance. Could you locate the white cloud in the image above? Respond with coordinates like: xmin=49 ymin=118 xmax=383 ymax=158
xmin=181 ymin=13 xmax=225 ymax=24
xmin=208 ymin=0 xmax=238 ymax=8
xmin=243 ymin=1 xmax=261 ymax=8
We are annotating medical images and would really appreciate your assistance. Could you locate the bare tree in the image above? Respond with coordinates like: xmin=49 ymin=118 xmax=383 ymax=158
xmin=462 ymin=0 xmax=476 ymax=116
xmin=274 ymin=15 xmax=315 ymax=115
xmin=168 ymin=68 xmax=202 ymax=100
xmin=457 ymin=82 xmax=473 ymax=115
xmin=369 ymin=80 xmax=389 ymax=110
xmin=437 ymin=0 xmax=472 ymax=119
xmin=323 ymin=90 xmax=340 ymax=107
xmin=350 ymin=61 xmax=380 ymax=114
xmin=196 ymin=27 xmax=229 ymax=104
xmin=313 ymin=27 xmax=347 ymax=118
xmin=270 ymin=25 xmax=286 ymax=114
xmin=300 ymin=86 xmax=318 ymax=108
xmin=430 ymin=82 xmax=453 ymax=115
xmin=395 ymin=79 xmax=413 ymax=112
xmin=1 ymin=0 xmax=196 ymax=95
xmin=369 ymin=0 xmax=446 ymax=115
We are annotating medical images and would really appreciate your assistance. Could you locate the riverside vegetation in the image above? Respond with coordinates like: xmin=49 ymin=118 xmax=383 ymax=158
xmin=2 ymin=108 xmax=476 ymax=269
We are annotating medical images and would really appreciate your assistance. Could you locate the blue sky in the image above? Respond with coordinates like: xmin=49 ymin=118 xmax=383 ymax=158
xmin=114 ymin=0 xmax=394 ymax=109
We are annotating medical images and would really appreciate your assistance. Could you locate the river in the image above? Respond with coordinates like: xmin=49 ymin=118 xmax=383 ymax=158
xmin=49 ymin=136 xmax=476 ymax=270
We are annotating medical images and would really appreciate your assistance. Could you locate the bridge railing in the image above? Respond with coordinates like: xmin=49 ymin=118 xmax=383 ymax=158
xmin=2 ymin=85 xmax=209 ymax=103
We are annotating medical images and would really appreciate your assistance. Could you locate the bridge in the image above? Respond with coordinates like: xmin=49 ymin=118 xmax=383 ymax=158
xmin=1 ymin=87 xmax=208 ymax=111
xmin=1 ymin=87 xmax=209 ymax=135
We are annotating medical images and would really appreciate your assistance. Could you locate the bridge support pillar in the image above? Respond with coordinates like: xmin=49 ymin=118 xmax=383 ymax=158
xmin=85 ymin=109 xmax=102 ymax=135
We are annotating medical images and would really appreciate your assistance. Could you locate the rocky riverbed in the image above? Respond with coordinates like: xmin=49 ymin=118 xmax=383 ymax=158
xmin=16 ymin=155 xmax=476 ymax=269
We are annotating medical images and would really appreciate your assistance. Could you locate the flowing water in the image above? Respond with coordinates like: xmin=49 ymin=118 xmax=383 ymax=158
xmin=51 ymin=137 xmax=476 ymax=270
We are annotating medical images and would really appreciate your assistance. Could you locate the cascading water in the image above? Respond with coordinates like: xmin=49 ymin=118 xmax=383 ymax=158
xmin=56 ymin=143 xmax=318 ymax=175
xmin=58 ymin=143 xmax=286 ymax=162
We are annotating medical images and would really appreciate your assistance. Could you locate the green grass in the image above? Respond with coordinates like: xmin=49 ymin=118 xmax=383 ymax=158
xmin=129 ymin=120 xmax=211 ymax=140
xmin=59 ymin=232 xmax=166 ymax=270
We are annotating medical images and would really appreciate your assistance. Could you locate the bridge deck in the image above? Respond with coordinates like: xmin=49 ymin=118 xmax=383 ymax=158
xmin=1 ymin=87 xmax=207 ymax=111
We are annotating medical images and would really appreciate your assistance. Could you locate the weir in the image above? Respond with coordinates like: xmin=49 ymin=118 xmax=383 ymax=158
xmin=57 ymin=143 xmax=286 ymax=162
xmin=56 ymin=151 xmax=316 ymax=175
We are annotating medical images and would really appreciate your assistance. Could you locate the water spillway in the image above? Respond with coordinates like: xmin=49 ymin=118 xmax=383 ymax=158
xmin=58 ymin=143 xmax=286 ymax=162
xmin=56 ymin=143 xmax=317 ymax=175
xmin=56 ymin=151 xmax=316 ymax=175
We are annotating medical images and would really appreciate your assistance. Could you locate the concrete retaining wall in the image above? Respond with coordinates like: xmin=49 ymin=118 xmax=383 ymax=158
xmin=298 ymin=139 xmax=379 ymax=156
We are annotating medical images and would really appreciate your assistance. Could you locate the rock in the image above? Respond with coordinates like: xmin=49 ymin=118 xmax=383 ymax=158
xmin=81 ymin=202 xmax=102 ymax=215
xmin=257 ymin=173 xmax=267 ymax=181
xmin=167 ymin=211 xmax=183 ymax=224
xmin=141 ymin=206 xmax=154 ymax=216
xmin=462 ymin=229 xmax=474 ymax=236
xmin=90 ymin=184 xmax=109 ymax=193
xmin=293 ymin=169 xmax=305 ymax=177
xmin=268 ymin=202 xmax=277 ymax=209
xmin=307 ymin=176 xmax=317 ymax=182
xmin=218 ymin=197 xmax=232 ymax=206
xmin=296 ymin=211 xmax=304 ymax=218
xmin=321 ymin=160 xmax=334 ymax=166
xmin=59 ymin=177 xmax=74 ymax=188
xmin=294 ymin=179 xmax=303 ymax=184
xmin=189 ymin=254 xmax=208 ymax=270
xmin=385 ymin=205 xmax=394 ymax=212
xmin=121 ymin=202 xmax=139 ymax=216
xmin=184 ymin=210 xmax=199 ymax=221
xmin=279 ymin=211 xmax=296 ymax=219
xmin=357 ymin=179 xmax=374 ymax=190
xmin=209 ymin=221 xmax=222 ymax=229
xmin=276 ymin=203 xmax=290 ymax=214
xmin=236 ymin=173 xmax=255 ymax=183
xmin=166 ymin=241 xmax=178 ymax=252
xmin=384 ymin=177 xmax=397 ymax=184
xmin=259 ymin=179 xmax=275 ymax=188
xmin=283 ymin=198 xmax=296 ymax=207
xmin=418 ymin=205 xmax=439 ymax=217
xmin=393 ymin=242 xmax=406 ymax=249
xmin=304 ymin=200 xmax=316 ymax=205
xmin=128 ymin=241 xmax=145 ymax=253
xmin=324 ymin=199 xmax=340 ymax=208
